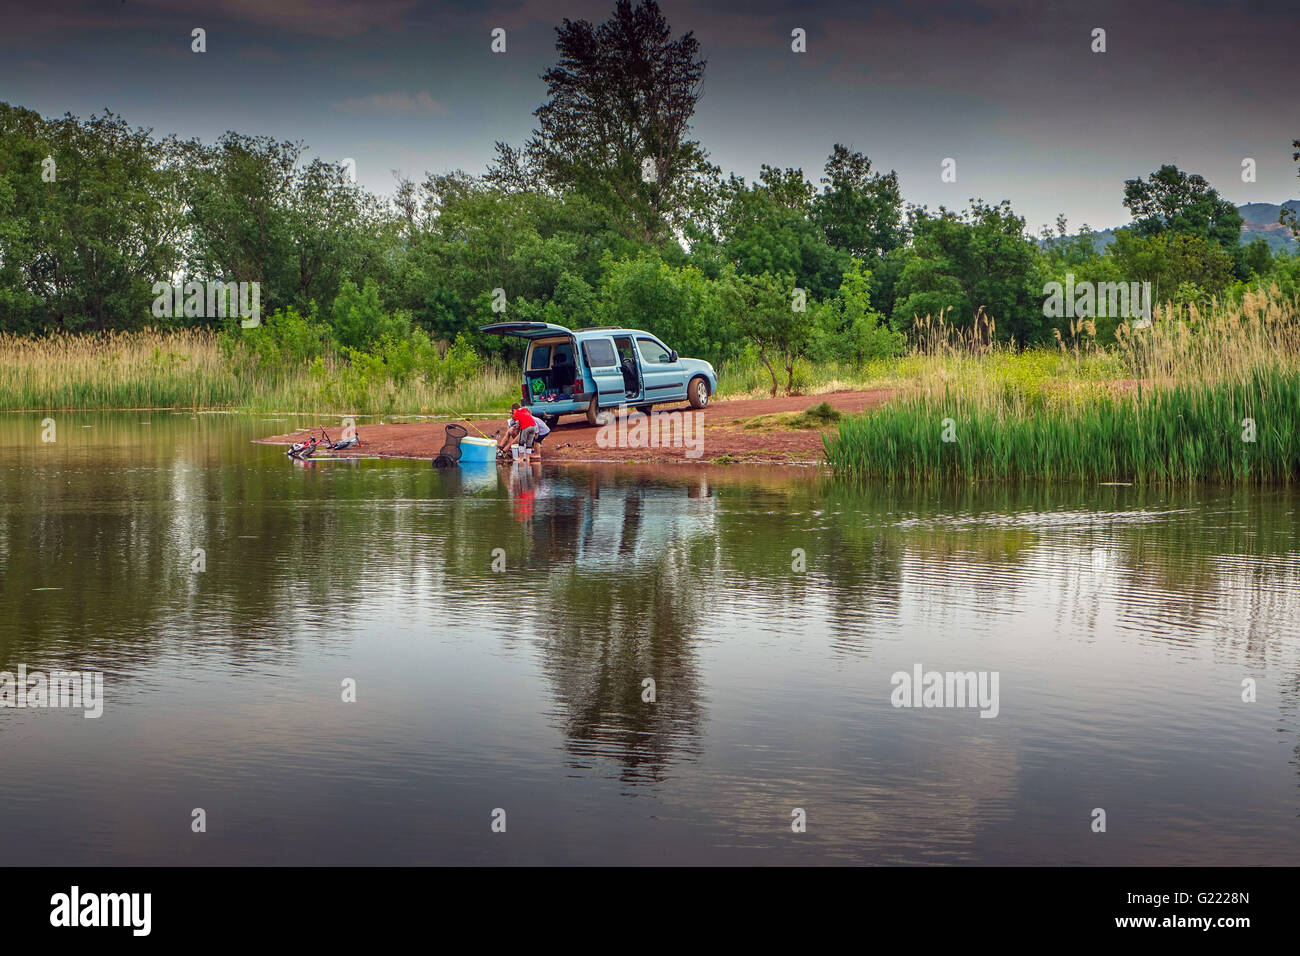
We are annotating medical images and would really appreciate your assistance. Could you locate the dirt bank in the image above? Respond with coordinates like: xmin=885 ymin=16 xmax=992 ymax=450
xmin=255 ymin=388 xmax=898 ymax=464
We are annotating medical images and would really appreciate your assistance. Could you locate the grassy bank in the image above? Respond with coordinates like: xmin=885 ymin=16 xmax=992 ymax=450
xmin=825 ymin=291 xmax=1300 ymax=484
xmin=0 ymin=329 xmax=519 ymax=415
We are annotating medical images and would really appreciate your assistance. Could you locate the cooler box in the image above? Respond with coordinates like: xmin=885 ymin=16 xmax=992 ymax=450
xmin=458 ymin=436 xmax=496 ymax=463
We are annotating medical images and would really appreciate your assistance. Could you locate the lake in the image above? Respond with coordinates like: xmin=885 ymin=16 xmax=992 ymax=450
xmin=1 ymin=411 xmax=1297 ymax=865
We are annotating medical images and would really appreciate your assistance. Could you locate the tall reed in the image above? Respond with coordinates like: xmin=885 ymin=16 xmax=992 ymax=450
xmin=0 ymin=329 xmax=519 ymax=415
xmin=826 ymin=290 xmax=1300 ymax=484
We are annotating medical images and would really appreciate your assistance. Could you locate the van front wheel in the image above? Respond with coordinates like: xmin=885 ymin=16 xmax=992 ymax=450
xmin=688 ymin=376 xmax=710 ymax=409
xmin=585 ymin=396 xmax=601 ymax=426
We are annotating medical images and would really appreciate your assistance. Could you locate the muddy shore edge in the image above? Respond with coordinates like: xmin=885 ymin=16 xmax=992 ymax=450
xmin=254 ymin=388 xmax=897 ymax=465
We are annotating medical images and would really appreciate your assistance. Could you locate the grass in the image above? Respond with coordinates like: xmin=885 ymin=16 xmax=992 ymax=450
xmin=825 ymin=289 xmax=1300 ymax=484
xmin=742 ymin=401 xmax=843 ymax=430
xmin=9 ymin=288 xmax=1300 ymax=490
xmin=0 ymin=329 xmax=519 ymax=415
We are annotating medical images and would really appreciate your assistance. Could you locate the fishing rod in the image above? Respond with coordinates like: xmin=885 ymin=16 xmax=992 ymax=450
xmin=452 ymin=415 xmax=496 ymax=440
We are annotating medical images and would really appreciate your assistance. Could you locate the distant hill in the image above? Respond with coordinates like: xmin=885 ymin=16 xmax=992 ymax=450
xmin=1236 ymin=201 xmax=1300 ymax=252
xmin=1049 ymin=201 xmax=1299 ymax=253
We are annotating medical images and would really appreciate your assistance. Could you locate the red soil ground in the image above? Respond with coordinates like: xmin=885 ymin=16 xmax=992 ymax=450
xmin=256 ymin=388 xmax=899 ymax=464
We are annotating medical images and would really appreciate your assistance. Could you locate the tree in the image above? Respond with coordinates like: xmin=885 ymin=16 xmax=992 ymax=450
xmin=809 ymin=260 xmax=905 ymax=364
xmin=184 ymin=132 xmax=299 ymax=309
xmin=756 ymin=164 xmax=815 ymax=210
xmin=526 ymin=0 xmax=717 ymax=244
xmin=720 ymin=270 xmax=813 ymax=396
xmin=484 ymin=142 xmax=546 ymax=195
xmin=285 ymin=158 xmax=392 ymax=311
xmin=813 ymin=144 xmax=903 ymax=259
xmin=716 ymin=172 xmax=848 ymax=300
xmin=1282 ymin=139 xmax=1300 ymax=239
xmin=0 ymin=105 xmax=187 ymax=332
xmin=1108 ymin=230 xmax=1234 ymax=300
xmin=1241 ymin=236 xmax=1274 ymax=277
xmin=1122 ymin=164 xmax=1242 ymax=251
xmin=892 ymin=201 xmax=1042 ymax=344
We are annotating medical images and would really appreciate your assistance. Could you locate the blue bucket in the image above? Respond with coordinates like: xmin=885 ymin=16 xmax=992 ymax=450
xmin=458 ymin=435 xmax=496 ymax=463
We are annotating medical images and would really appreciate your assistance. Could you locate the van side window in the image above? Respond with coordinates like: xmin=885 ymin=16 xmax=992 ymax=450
xmin=528 ymin=345 xmax=551 ymax=370
xmin=637 ymin=338 xmax=670 ymax=364
xmin=582 ymin=339 xmax=617 ymax=368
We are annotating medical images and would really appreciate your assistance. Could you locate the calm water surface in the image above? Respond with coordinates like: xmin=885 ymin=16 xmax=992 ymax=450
xmin=1 ymin=412 xmax=1298 ymax=865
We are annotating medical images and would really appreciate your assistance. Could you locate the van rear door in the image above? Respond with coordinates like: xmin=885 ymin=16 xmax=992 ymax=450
xmin=482 ymin=323 xmax=579 ymax=406
xmin=480 ymin=321 xmax=573 ymax=339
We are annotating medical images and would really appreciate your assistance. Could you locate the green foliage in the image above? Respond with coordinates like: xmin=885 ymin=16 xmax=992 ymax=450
xmin=221 ymin=305 xmax=331 ymax=372
xmin=1108 ymin=230 xmax=1234 ymax=300
xmin=1123 ymin=164 xmax=1243 ymax=251
xmin=716 ymin=172 xmax=849 ymax=299
xmin=810 ymin=260 xmax=905 ymax=363
xmin=891 ymin=201 xmax=1043 ymax=344
xmin=597 ymin=253 xmax=741 ymax=365
xmin=331 ymin=278 xmax=409 ymax=351
xmin=813 ymin=144 xmax=903 ymax=259
xmin=0 ymin=103 xmax=185 ymax=332
xmin=795 ymin=401 xmax=842 ymax=426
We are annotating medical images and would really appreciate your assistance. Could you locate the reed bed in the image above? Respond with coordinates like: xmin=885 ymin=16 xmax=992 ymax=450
xmin=0 ymin=329 xmax=519 ymax=415
xmin=825 ymin=290 xmax=1300 ymax=484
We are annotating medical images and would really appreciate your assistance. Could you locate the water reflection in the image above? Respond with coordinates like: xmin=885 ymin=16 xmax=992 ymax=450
xmin=1 ymin=412 xmax=1298 ymax=864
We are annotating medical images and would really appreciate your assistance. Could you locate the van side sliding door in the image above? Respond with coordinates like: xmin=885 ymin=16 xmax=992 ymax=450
xmin=580 ymin=337 xmax=626 ymax=408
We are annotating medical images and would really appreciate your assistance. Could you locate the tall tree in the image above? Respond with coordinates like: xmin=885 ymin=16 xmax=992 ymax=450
xmin=0 ymin=104 xmax=186 ymax=332
xmin=526 ymin=0 xmax=717 ymax=244
xmin=183 ymin=132 xmax=300 ymax=307
xmin=1122 ymin=164 xmax=1242 ymax=250
xmin=813 ymin=144 xmax=903 ymax=259
xmin=892 ymin=201 xmax=1042 ymax=344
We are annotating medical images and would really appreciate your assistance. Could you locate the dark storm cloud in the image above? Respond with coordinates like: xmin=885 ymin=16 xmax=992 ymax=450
xmin=1 ymin=0 xmax=1296 ymax=230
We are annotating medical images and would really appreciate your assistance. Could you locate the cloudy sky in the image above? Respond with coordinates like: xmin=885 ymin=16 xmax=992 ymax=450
xmin=2 ymin=0 xmax=1297 ymax=233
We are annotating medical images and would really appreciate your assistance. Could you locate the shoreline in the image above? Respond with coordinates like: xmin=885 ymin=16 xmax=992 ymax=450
xmin=254 ymin=388 xmax=899 ymax=465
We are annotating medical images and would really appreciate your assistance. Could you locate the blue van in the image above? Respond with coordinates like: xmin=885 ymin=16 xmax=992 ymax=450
xmin=480 ymin=322 xmax=718 ymax=425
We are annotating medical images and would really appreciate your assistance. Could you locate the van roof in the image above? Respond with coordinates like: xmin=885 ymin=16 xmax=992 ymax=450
xmin=574 ymin=327 xmax=655 ymax=337
xmin=480 ymin=321 xmax=661 ymax=340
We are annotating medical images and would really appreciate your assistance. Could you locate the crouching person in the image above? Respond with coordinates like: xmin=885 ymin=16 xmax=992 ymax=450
xmin=530 ymin=415 xmax=551 ymax=461
xmin=511 ymin=403 xmax=538 ymax=458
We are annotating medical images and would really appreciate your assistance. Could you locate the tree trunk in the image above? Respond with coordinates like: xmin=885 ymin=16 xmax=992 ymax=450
xmin=759 ymin=348 xmax=778 ymax=398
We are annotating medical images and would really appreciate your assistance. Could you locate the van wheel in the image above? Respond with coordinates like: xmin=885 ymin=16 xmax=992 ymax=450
xmin=585 ymin=396 xmax=601 ymax=426
xmin=542 ymin=414 xmax=558 ymax=427
xmin=636 ymin=404 xmax=653 ymax=415
xmin=688 ymin=376 xmax=710 ymax=409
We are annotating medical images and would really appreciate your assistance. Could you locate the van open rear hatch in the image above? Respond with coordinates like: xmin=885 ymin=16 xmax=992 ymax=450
xmin=480 ymin=322 xmax=584 ymax=407
xmin=479 ymin=321 xmax=573 ymax=339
